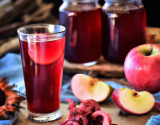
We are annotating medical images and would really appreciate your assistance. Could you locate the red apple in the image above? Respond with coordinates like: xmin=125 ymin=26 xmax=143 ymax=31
xmin=124 ymin=44 xmax=160 ymax=93
xmin=112 ymin=87 xmax=155 ymax=115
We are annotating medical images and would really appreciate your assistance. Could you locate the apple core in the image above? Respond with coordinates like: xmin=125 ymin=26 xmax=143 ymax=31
xmin=132 ymin=91 xmax=140 ymax=97
xmin=137 ymin=45 xmax=160 ymax=56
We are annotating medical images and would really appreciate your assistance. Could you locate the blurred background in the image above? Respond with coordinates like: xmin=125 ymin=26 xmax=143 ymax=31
xmin=0 ymin=0 xmax=160 ymax=57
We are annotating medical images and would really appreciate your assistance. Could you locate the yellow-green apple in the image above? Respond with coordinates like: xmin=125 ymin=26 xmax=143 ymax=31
xmin=71 ymin=74 xmax=114 ymax=102
xmin=124 ymin=44 xmax=160 ymax=93
xmin=112 ymin=87 xmax=155 ymax=115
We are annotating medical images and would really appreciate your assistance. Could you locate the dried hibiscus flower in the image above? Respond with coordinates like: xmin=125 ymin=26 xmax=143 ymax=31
xmin=0 ymin=78 xmax=25 ymax=120
xmin=59 ymin=99 xmax=116 ymax=125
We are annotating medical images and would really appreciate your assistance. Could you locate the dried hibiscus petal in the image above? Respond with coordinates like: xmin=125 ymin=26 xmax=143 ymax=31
xmin=75 ymin=115 xmax=88 ymax=125
xmin=60 ymin=99 xmax=114 ymax=125
xmin=66 ymin=107 xmax=79 ymax=121
xmin=79 ymin=99 xmax=100 ymax=117
xmin=66 ymin=98 xmax=76 ymax=110
xmin=91 ymin=110 xmax=112 ymax=125
xmin=65 ymin=121 xmax=80 ymax=125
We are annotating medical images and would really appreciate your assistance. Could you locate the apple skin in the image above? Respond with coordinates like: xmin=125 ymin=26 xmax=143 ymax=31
xmin=112 ymin=88 xmax=155 ymax=115
xmin=124 ymin=44 xmax=160 ymax=93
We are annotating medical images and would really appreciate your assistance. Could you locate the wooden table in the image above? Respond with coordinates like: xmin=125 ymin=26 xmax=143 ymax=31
xmin=14 ymin=99 xmax=159 ymax=125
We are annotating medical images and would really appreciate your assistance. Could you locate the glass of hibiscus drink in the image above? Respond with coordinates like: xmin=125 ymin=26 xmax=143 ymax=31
xmin=17 ymin=24 xmax=66 ymax=122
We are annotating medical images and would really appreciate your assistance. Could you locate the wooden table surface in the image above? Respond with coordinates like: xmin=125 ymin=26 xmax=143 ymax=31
xmin=14 ymin=99 xmax=159 ymax=125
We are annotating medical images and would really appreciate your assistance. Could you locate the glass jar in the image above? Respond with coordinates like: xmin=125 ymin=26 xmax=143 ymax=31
xmin=101 ymin=0 xmax=146 ymax=64
xmin=59 ymin=0 xmax=102 ymax=66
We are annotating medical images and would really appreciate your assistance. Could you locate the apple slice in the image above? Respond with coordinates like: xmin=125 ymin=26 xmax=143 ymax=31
xmin=71 ymin=74 xmax=114 ymax=102
xmin=112 ymin=87 xmax=155 ymax=115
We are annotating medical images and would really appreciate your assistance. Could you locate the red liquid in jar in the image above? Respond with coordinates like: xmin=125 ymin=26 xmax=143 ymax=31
xmin=101 ymin=7 xmax=146 ymax=64
xmin=60 ymin=8 xmax=102 ymax=63
xmin=19 ymin=36 xmax=65 ymax=113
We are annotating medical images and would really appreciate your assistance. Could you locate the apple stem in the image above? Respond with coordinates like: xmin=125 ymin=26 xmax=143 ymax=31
xmin=153 ymin=101 xmax=160 ymax=112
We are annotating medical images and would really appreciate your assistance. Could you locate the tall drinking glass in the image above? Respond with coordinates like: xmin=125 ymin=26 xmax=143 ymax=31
xmin=17 ymin=24 xmax=66 ymax=122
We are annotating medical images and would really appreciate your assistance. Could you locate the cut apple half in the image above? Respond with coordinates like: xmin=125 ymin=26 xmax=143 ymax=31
xmin=112 ymin=88 xmax=155 ymax=115
xmin=71 ymin=74 xmax=114 ymax=102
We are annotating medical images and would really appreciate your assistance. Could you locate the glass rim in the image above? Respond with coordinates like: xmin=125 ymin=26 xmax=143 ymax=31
xmin=17 ymin=24 xmax=66 ymax=36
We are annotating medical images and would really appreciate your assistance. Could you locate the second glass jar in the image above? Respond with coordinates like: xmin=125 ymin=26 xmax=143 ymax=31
xmin=101 ymin=0 xmax=146 ymax=64
xmin=59 ymin=0 xmax=102 ymax=65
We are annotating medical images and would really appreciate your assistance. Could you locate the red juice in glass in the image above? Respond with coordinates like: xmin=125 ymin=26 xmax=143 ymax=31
xmin=101 ymin=7 xmax=146 ymax=64
xmin=60 ymin=8 xmax=102 ymax=64
xmin=17 ymin=24 xmax=66 ymax=122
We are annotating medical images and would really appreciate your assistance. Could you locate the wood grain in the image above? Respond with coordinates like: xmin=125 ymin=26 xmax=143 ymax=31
xmin=63 ymin=57 xmax=125 ymax=78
